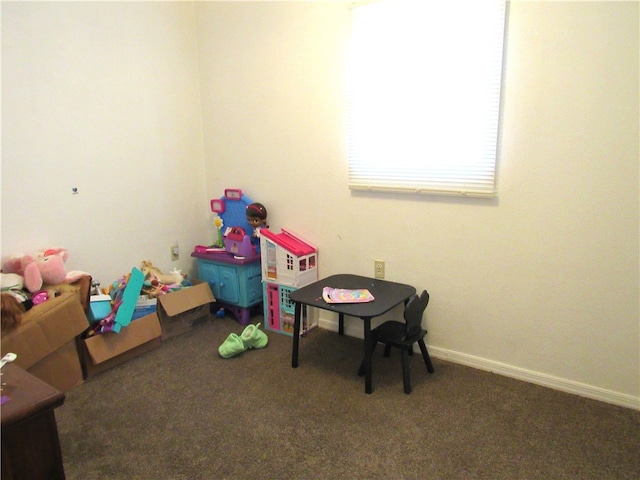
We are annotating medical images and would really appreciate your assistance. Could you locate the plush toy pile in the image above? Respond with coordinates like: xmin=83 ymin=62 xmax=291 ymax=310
xmin=3 ymin=248 xmax=87 ymax=293
xmin=1 ymin=247 xmax=89 ymax=334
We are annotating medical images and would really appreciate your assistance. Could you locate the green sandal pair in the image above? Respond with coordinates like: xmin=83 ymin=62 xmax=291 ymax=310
xmin=218 ymin=323 xmax=269 ymax=358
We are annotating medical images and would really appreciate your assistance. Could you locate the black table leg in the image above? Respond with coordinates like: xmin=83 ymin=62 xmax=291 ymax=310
xmin=339 ymin=313 xmax=344 ymax=335
xmin=292 ymin=302 xmax=301 ymax=368
xmin=363 ymin=317 xmax=372 ymax=394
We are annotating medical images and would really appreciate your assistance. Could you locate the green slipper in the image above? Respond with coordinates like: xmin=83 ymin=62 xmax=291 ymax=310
xmin=218 ymin=333 xmax=247 ymax=358
xmin=241 ymin=323 xmax=268 ymax=349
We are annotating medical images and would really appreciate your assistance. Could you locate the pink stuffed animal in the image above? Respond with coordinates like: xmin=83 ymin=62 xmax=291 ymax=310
xmin=3 ymin=248 xmax=79 ymax=293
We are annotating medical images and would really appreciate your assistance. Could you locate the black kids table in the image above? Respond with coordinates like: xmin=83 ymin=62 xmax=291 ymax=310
xmin=290 ymin=274 xmax=416 ymax=394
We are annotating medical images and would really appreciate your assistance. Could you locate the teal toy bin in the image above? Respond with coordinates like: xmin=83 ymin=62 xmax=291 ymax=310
xmin=87 ymin=295 xmax=112 ymax=324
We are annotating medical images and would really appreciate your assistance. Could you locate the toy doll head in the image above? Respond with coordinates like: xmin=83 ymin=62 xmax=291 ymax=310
xmin=246 ymin=202 xmax=268 ymax=229
xmin=1 ymin=292 xmax=25 ymax=333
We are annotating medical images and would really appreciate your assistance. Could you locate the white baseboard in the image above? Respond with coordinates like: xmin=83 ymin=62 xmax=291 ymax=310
xmin=317 ymin=318 xmax=640 ymax=411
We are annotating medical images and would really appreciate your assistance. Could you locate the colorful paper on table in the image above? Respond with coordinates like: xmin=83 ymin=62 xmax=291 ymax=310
xmin=322 ymin=287 xmax=375 ymax=304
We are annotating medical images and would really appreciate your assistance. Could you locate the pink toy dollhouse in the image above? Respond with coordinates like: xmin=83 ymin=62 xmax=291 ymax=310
xmin=260 ymin=228 xmax=318 ymax=336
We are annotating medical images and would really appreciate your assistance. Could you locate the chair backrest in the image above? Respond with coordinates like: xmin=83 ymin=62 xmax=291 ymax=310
xmin=403 ymin=290 xmax=430 ymax=339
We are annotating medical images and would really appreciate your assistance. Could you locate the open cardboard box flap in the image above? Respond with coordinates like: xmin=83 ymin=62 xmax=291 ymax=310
xmin=157 ymin=282 xmax=215 ymax=317
xmin=1 ymin=292 xmax=88 ymax=370
xmin=84 ymin=313 xmax=162 ymax=365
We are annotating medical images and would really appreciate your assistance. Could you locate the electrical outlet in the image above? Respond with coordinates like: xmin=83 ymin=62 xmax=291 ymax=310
xmin=374 ymin=260 xmax=385 ymax=279
xmin=171 ymin=243 xmax=179 ymax=261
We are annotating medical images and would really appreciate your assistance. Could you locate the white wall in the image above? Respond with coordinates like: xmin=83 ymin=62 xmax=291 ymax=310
xmin=2 ymin=1 xmax=638 ymax=408
xmin=1 ymin=1 xmax=208 ymax=284
xmin=195 ymin=1 xmax=639 ymax=408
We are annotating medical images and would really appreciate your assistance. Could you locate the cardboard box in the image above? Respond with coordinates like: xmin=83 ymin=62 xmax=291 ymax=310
xmin=81 ymin=313 xmax=162 ymax=378
xmin=157 ymin=282 xmax=215 ymax=340
xmin=1 ymin=292 xmax=88 ymax=392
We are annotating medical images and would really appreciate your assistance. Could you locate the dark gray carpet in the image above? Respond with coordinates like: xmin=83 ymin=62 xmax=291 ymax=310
xmin=56 ymin=316 xmax=640 ymax=480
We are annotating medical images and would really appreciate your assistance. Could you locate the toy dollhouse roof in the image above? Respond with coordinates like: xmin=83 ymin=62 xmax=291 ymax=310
xmin=260 ymin=228 xmax=316 ymax=257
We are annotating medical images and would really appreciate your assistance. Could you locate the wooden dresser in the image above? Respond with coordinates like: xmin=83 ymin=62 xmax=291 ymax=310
xmin=1 ymin=364 xmax=66 ymax=480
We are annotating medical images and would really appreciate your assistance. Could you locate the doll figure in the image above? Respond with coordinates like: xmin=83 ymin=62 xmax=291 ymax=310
xmin=246 ymin=202 xmax=268 ymax=238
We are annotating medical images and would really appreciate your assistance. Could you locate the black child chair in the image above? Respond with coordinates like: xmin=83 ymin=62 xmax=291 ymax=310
xmin=358 ymin=290 xmax=434 ymax=394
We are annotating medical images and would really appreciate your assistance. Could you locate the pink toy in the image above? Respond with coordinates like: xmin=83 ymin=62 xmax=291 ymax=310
xmin=223 ymin=226 xmax=255 ymax=257
xmin=31 ymin=290 xmax=49 ymax=305
xmin=3 ymin=248 xmax=86 ymax=293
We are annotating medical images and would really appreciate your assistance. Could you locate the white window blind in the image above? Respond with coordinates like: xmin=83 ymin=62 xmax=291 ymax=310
xmin=347 ymin=0 xmax=506 ymax=197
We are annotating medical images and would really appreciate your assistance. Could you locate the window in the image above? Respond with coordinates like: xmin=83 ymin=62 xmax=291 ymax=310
xmin=347 ymin=0 xmax=506 ymax=197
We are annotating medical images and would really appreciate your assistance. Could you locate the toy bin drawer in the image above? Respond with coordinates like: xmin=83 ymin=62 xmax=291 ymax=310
xmin=247 ymin=262 xmax=262 ymax=277
xmin=217 ymin=265 xmax=241 ymax=304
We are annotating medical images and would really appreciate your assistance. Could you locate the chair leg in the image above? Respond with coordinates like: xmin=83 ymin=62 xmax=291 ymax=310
xmin=383 ymin=343 xmax=391 ymax=357
xmin=401 ymin=347 xmax=411 ymax=394
xmin=418 ymin=339 xmax=434 ymax=373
